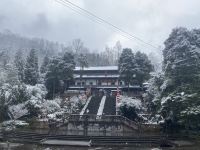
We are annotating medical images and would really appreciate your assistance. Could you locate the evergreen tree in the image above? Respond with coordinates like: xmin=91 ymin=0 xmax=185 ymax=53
xmin=62 ymin=52 xmax=76 ymax=89
xmin=24 ymin=49 xmax=39 ymax=85
xmin=0 ymin=94 xmax=9 ymax=122
xmin=0 ymin=50 xmax=10 ymax=68
xmin=40 ymin=55 xmax=50 ymax=74
xmin=45 ymin=52 xmax=75 ymax=99
xmin=4 ymin=63 xmax=19 ymax=85
xmin=14 ymin=50 xmax=25 ymax=82
xmin=8 ymin=84 xmax=30 ymax=105
xmin=148 ymin=27 xmax=200 ymax=130
xmin=118 ymin=48 xmax=136 ymax=92
xmin=134 ymin=51 xmax=154 ymax=86
xmin=163 ymin=27 xmax=200 ymax=87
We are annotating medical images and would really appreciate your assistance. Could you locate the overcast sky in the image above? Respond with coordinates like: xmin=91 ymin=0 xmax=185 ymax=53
xmin=0 ymin=0 xmax=200 ymax=53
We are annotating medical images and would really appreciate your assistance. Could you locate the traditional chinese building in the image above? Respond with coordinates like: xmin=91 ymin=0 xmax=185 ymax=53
xmin=68 ymin=66 xmax=143 ymax=96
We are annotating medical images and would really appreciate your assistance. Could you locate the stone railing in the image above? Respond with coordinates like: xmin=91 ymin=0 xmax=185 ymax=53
xmin=68 ymin=114 xmax=138 ymax=130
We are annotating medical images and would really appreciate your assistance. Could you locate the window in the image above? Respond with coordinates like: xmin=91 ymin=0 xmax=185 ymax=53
xmin=90 ymin=82 xmax=93 ymax=85
xmin=77 ymin=82 xmax=81 ymax=86
xmin=82 ymin=82 xmax=85 ymax=85
xmin=98 ymin=81 xmax=101 ymax=85
xmin=111 ymin=81 xmax=115 ymax=85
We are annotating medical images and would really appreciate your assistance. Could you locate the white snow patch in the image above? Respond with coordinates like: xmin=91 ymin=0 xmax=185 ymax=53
xmin=9 ymin=103 xmax=28 ymax=119
xmin=80 ymin=96 xmax=92 ymax=115
xmin=97 ymin=96 xmax=106 ymax=116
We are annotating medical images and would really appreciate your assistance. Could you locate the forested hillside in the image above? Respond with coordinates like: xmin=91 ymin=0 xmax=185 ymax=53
xmin=145 ymin=27 xmax=200 ymax=131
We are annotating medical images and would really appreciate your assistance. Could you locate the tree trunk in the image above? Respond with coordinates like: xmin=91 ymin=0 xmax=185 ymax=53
xmin=128 ymin=82 xmax=130 ymax=96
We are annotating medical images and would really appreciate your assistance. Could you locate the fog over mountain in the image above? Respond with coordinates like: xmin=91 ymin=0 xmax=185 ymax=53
xmin=1 ymin=0 xmax=200 ymax=53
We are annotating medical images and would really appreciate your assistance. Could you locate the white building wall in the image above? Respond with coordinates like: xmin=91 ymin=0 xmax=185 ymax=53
xmin=75 ymin=79 xmax=97 ymax=86
xmin=75 ymin=79 xmax=125 ymax=86
xmin=85 ymin=79 xmax=97 ymax=86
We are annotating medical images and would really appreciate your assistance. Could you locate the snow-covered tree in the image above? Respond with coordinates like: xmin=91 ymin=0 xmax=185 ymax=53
xmin=144 ymin=72 xmax=164 ymax=115
xmin=118 ymin=48 xmax=136 ymax=92
xmin=24 ymin=49 xmax=39 ymax=85
xmin=14 ymin=50 xmax=25 ymax=82
xmin=118 ymin=96 xmax=142 ymax=121
xmin=45 ymin=52 xmax=75 ymax=99
xmin=62 ymin=52 xmax=76 ymax=87
xmin=8 ymin=84 xmax=30 ymax=105
xmin=161 ymin=27 xmax=200 ymax=129
xmin=134 ymin=51 xmax=154 ymax=86
xmin=145 ymin=27 xmax=200 ymax=130
xmin=0 ymin=50 xmax=10 ymax=68
xmin=0 ymin=83 xmax=29 ymax=121
xmin=40 ymin=55 xmax=50 ymax=74
xmin=4 ymin=63 xmax=19 ymax=86
xmin=163 ymin=27 xmax=200 ymax=87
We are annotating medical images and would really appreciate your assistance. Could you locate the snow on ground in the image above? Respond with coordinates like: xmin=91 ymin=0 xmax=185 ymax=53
xmin=97 ymin=96 xmax=106 ymax=116
xmin=39 ymin=94 xmax=87 ymax=121
xmin=41 ymin=99 xmax=61 ymax=114
xmin=8 ymin=103 xmax=28 ymax=119
xmin=181 ymin=105 xmax=200 ymax=115
xmin=1 ymin=80 xmax=88 ymax=122
xmin=69 ymin=94 xmax=87 ymax=111
xmin=1 ymin=120 xmax=29 ymax=131
xmin=26 ymin=84 xmax=47 ymax=102
xmin=80 ymin=96 xmax=92 ymax=115
xmin=146 ymin=114 xmax=164 ymax=125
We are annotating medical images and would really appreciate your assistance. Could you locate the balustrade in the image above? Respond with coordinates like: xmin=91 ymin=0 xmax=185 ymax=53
xmin=67 ymin=114 xmax=138 ymax=130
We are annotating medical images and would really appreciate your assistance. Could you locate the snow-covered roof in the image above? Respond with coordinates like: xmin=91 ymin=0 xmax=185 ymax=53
xmin=74 ymin=74 xmax=119 ymax=78
xmin=75 ymin=66 xmax=118 ymax=71
xmin=68 ymin=85 xmax=141 ymax=89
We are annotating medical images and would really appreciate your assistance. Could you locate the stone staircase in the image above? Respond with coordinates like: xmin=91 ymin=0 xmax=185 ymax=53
xmin=83 ymin=96 xmax=102 ymax=115
xmin=76 ymin=95 xmax=138 ymax=133
xmin=81 ymin=95 xmax=116 ymax=116
xmin=3 ymin=130 xmax=173 ymax=147
xmin=103 ymin=96 xmax=116 ymax=115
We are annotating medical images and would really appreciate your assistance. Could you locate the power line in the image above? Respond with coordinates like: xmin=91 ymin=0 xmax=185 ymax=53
xmin=57 ymin=0 xmax=158 ymax=50
xmin=62 ymin=0 xmax=158 ymax=49
xmin=55 ymin=0 xmax=159 ymax=49
xmin=55 ymin=0 xmax=140 ymax=44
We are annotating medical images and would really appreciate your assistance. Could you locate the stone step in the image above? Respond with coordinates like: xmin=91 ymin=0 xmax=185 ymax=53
xmin=103 ymin=96 xmax=116 ymax=115
xmin=84 ymin=96 xmax=102 ymax=115
xmin=5 ymin=131 xmax=172 ymax=147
